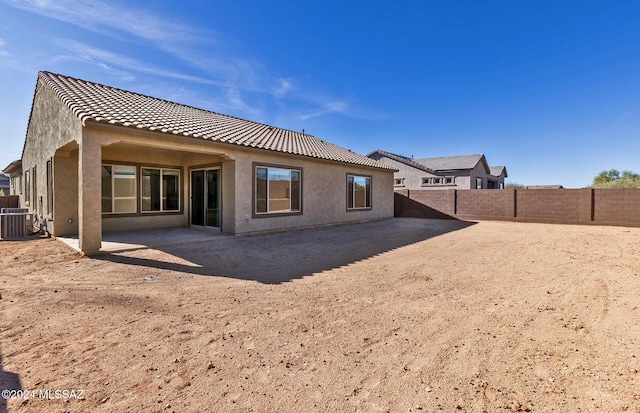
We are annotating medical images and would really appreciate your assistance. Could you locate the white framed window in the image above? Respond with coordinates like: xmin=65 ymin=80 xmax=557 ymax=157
xmin=102 ymin=165 xmax=137 ymax=213
xmin=141 ymin=168 xmax=180 ymax=212
xmin=394 ymin=178 xmax=405 ymax=186
xmin=254 ymin=165 xmax=302 ymax=215
xmin=476 ymin=177 xmax=483 ymax=189
xmin=347 ymin=174 xmax=371 ymax=210
xmin=422 ymin=176 xmax=455 ymax=186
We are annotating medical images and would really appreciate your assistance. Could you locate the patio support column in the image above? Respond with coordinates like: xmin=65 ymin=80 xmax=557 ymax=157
xmin=78 ymin=137 xmax=102 ymax=254
xmin=221 ymin=159 xmax=236 ymax=233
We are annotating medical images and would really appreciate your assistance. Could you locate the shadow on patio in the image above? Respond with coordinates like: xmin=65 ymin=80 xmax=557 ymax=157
xmin=92 ymin=218 xmax=475 ymax=284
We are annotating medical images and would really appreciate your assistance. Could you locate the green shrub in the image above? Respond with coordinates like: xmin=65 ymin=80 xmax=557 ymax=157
xmin=592 ymin=169 xmax=640 ymax=188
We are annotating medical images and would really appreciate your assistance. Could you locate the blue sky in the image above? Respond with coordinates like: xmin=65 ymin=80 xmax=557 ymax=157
xmin=1 ymin=1 xmax=639 ymax=188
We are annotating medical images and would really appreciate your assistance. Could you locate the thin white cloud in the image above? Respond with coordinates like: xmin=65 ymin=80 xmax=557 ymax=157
xmin=0 ymin=38 xmax=34 ymax=72
xmin=224 ymin=88 xmax=263 ymax=120
xmin=273 ymin=78 xmax=294 ymax=97
xmin=53 ymin=39 xmax=234 ymax=87
xmin=298 ymin=101 xmax=350 ymax=121
xmin=2 ymin=0 xmax=200 ymax=47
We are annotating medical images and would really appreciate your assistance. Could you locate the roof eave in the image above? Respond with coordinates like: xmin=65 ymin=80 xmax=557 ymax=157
xmin=3 ymin=159 xmax=22 ymax=174
xmin=478 ymin=154 xmax=491 ymax=174
xmin=85 ymin=120 xmax=396 ymax=171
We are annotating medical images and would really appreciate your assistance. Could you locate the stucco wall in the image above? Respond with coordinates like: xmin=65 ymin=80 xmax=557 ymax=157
xmin=231 ymin=151 xmax=394 ymax=234
xmin=53 ymin=149 xmax=79 ymax=235
xmin=450 ymin=173 xmax=471 ymax=190
xmin=21 ymin=79 xmax=83 ymax=219
xmin=469 ymin=162 xmax=507 ymax=189
xmin=372 ymin=155 xmax=454 ymax=190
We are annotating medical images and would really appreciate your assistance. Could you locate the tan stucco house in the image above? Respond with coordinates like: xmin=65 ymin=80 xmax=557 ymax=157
xmin=8 ymin=72 xmax=395 ymax=253
xmin=3 ymin=160 xmax=21 ymax=197
xmin=368 ymin=149 xmax=507 ymax=190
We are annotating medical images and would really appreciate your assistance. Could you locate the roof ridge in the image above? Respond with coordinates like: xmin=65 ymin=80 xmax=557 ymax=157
xmin=416 ymin=153 xmax=483 ymax=160
xmin=368 ymin=148 xmax=412 ymax=160
xmin=368 ymin=149 xmax=436 ymax=174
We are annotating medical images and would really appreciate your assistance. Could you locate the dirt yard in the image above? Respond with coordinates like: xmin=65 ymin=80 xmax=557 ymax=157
xmin=1 ymin=218 xmax=639 ymax=413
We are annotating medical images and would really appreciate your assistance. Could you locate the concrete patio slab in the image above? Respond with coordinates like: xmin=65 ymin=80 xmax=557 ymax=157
xmin=57 ymin=226 xmax=226 ymax=253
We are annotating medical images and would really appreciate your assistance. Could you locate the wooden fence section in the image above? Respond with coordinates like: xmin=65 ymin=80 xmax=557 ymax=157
xmin=395 ymin=188 xmax=640 ymax=227
xmin=0 ymin=196 xmax=19 ymax=210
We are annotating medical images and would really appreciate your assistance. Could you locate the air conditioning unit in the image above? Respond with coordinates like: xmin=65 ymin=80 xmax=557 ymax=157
xmin=0 ymin=212 xmax=33 ymax=239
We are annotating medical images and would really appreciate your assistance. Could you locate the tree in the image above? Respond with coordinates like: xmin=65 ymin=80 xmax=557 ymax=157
xmin=592 ymin=169 xmax=640 ymax=188
xmin=621 ymin=170 xmax=640 ymax=180
xmin=505 ymin=181 xmax=524 ymax=189
xmin=593 ymin=169 xmax=620 ymax=185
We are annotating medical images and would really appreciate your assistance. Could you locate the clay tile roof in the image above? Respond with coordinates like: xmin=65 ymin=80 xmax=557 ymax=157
xmin=38 ymin=71 xmax=393 ymax=170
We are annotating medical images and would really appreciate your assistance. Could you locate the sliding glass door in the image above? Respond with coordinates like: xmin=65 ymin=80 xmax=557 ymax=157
xmin=191 ymin=168 xmax=220 ymax=228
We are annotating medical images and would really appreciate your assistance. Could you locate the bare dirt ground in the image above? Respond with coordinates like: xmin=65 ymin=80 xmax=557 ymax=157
xmin=1 ymin=218 xmax=640 ymax=413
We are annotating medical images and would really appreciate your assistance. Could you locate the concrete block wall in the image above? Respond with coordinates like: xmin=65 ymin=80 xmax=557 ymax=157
xmin=515 ymin=189 xmax=582 ymax=223
xmin=394 ymin=190 xmax=455 ymax=219
xmin=456 ymin=189 xmax=514 ymax=220
xmin=396 ymin=188 xmax=640 ymax=228
xmin=593 ymin=189 xmax=640 ymax=226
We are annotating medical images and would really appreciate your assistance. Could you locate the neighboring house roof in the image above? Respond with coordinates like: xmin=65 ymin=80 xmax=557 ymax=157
xmin=367 ymin=149 xmax=436 ymax=174
xmin=525 ymin=185 xmax=564 ymax=189
xmin=34 ymin=72 xmax=393 ymax=170
xmin=414 ymin=154 xmax=489 ymax=173
xmin=489 ymin=165 xmax=508 ymax=178
xmin=369 ymin=150 xmax=499 ymax=176
xmin=2 ymin=160 xmax=21 ymax=175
